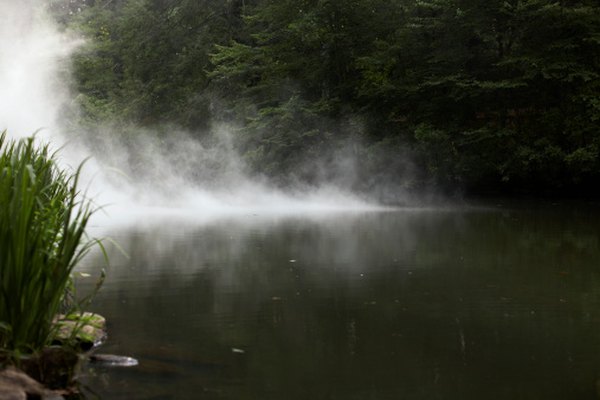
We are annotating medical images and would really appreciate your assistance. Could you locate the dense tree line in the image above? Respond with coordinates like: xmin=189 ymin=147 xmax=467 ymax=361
xmin=51 ymin=0 xmax=600 ymax=195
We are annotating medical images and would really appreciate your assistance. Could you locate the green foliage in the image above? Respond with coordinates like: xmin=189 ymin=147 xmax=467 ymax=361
xmin=353 ymin=0 xmax=600 ymax=191
xmin=62 ymin=0 xmax=600 ymax=194
xmin=208 ymin=0 xmax=403 ymax=182
xmin=63 ymin=0 xmax=245 ymax=130
xmin=0 ymin=132 xmax=99 ymax=354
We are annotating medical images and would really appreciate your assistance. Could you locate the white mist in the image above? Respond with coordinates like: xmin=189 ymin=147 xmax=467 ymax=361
xmin=0 ymin=1 xmax=77 ymax=142
xmin=0 ymin=1 xmax=383 ymax=228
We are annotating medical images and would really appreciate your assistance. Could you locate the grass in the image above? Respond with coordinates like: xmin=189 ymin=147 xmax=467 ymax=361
xmin=0 ymin=131 xmax=100 ymax=356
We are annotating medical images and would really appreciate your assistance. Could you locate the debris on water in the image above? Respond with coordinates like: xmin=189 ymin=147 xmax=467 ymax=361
xmin=272 ymin=296 xmax=282 ymax=301
xmin=231 ymin=348 xmax=245 ymax=354
xmin=289 ymin=259 xmax=297 ymax=263
xmin=90 ymin=354 xmax=139 ymax=367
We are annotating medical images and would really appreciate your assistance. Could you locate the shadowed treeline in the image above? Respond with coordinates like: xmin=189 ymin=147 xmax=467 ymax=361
xmin=52 ymin=0 xmax=600 ymax=197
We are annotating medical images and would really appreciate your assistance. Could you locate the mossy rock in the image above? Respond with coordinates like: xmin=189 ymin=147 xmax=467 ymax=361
xmin=53 ymin=313 xmax=106 ymax=351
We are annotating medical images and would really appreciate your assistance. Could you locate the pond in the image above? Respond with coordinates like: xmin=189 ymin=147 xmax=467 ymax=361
xmin=77 ymin=200 xmax=600 ymax=399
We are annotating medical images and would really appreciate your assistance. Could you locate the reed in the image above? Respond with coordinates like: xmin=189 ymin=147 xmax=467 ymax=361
xmin=0 ymin=131 xmax=98 ymax=355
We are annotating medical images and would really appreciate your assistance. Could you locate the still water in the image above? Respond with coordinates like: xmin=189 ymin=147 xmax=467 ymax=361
xmin=77 ymin=201 xmax=600 ymax=399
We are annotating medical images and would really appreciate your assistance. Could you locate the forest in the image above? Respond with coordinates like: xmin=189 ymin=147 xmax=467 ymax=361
xmin=2 ymin=2 xmax=600 ymax=397
xmin=50 ymin=0 xmax=600 ymax=197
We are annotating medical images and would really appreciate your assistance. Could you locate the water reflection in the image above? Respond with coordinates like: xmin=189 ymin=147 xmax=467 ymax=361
xmin=78 ymin=203 xmax=600 ymax=399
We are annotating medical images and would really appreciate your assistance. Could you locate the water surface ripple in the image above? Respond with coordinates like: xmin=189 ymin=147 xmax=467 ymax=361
xmin=78 ymin=202 xmax=600 ymax=399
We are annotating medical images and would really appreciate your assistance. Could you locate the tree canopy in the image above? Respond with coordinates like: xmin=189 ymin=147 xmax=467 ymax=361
xmin=53 ymin=0 xmax=600 ymax=195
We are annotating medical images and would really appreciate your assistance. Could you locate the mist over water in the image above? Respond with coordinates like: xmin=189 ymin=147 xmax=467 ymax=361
xmin=0 ymin=1 xmax=384 ymax=227
xmin=0 ymin=0 xmax=76 ymax=142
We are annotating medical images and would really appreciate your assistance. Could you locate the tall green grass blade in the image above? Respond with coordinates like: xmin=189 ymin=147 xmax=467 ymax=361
xmin=0 ymin=131 xmax=102 ymax=354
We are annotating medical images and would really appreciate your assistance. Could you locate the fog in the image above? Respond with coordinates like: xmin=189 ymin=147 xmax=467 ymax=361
xmin=0 ymin=1 xmax=386 ymax=229
xmin=0 ymin=0 xmax=76 ymax=141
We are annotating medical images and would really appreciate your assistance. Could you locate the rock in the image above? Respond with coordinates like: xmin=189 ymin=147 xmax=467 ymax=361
xmin=20 ymin=346 xmax=79 ymax=390
xmin=0 ymin=313 xmax=109 ymax=398
xmin=0 ymin=366 xmax=46 ymax=393
xmin=53 ymin=312 xmax=106 ymax=351
xmin=0 ymin=313 xmax=112 ymax=398
xmin=0 ymin=366 xmax=47 ymax=399
xmin=0 ymin=384 xmax=26 ymax=399
xmin=0 ymin=387 xmax=26 ymax=400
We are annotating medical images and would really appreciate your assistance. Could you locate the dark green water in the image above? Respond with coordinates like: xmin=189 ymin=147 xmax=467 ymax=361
xmin=78 ymin=201 xmax=600 ymax=399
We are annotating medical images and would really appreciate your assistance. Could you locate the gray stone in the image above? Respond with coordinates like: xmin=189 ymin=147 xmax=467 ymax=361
xmin=0 ymin=367 xmax=45 ymax=399
xmin=0 ymin=367 xmax=68 ymax=400
xmin=0 ymin=387 xmax=26 ymax=400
